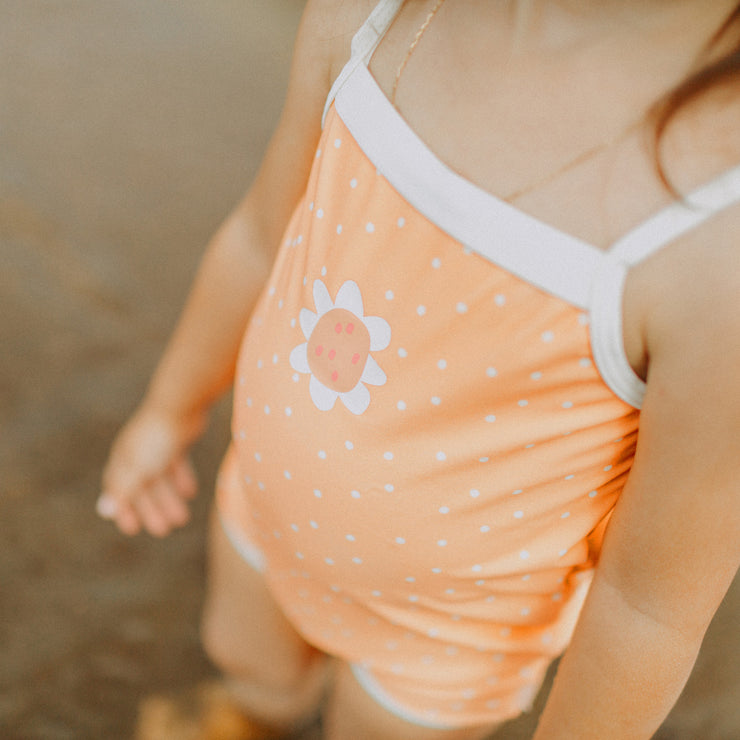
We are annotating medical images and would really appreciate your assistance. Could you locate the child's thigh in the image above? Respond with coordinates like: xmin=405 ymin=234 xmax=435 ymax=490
xmin=324 ymin=661 xmax=500 ymax=740
xmin=200 ymin=507 xmax=321 ymax=689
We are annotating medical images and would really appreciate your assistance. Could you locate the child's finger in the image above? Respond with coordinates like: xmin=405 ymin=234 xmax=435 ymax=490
xmin=112 ymin=499 xmax=143 ymax=537
xmin=152 ymin=480 xmax=191 ymax=529
xmin=132 ymin=490 xmax=173 ymax=538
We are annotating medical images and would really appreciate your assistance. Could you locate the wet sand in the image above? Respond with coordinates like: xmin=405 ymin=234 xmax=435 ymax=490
xmin=1 ymin=2 xmax=738 ymax=737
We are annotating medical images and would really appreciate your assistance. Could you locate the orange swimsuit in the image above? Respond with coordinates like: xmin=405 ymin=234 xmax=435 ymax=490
xmin=217 ymin=0 xmax=740 ymax=728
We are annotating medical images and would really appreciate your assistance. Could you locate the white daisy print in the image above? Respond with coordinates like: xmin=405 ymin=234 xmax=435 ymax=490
xmin=290 ymin=279 xmax=391 ymax=414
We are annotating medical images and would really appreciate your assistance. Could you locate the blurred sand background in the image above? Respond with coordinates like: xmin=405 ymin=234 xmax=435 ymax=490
xmin=1 ymin=1 xmax=737 ymax=738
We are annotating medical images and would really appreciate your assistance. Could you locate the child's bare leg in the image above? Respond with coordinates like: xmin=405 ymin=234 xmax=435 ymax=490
xmin=200 ymin=508 xmax=328 ymax=730
xmin=324 ymin=661 xmax=500 ymax=740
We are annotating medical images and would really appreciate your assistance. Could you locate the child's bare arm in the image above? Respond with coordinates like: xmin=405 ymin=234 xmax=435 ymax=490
xmin=533 ymin=227 xmax=740 ymax=738
xmin=99 ymin=0 xmax=353 ymax=537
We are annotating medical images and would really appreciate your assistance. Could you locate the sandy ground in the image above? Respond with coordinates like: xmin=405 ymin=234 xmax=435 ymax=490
xmin=1 ymin=2 xmax=738 ymax=738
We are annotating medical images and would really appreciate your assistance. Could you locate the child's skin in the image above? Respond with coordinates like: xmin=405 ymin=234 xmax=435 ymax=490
xmin=100 ymin=1 xmax=740 ymax=738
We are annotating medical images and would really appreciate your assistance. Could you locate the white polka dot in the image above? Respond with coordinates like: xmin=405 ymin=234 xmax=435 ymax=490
xmin=397 ymin=217 xmax=405 ymax=228
xmin=470 ymin=489 xmax=480 ymax=498
xmin=310 ymin=521 xmax=318 ymax=529
xmin=316 ymin=149 xmax=322 ymax=158
xmin=456 ymin=302 xmax=468 ymax=314
xmin=437 ymin=539 xmax=447 ymax=547
xmin=561 ymin=511 xmax=571 ymax=519
xmin=436 ymin=451 xmax=447 ymax=461
xmin=351 ymin=490 xmax=361 ymax=499
xmin=417 ymin=305 xmax=426 ymax=316
xmin=472 ymin=564 xmax=482 ymax=572
xmin=353 ymin=557 xmax=363 ymax=564
xmin=383 ymin=451 xmax=394 ymax=461
xmin=475 ymin=579 xmax=485 ymax=586
xmin=541 ymin=330 xmax=555 ymax=342
xmin=321 ymin=266 xmax=327 ymax=277
xmin=345 ymin=440 xmax=354 ymax=450
xmin=480 ymin=525 xmax=490 ymax=533
xmin=372 ymin=590 xmax=382 ymax=597
xmin=396 ymin=537 xmax=406 ymax=545
xmin=325 ymin=558 xmax=335 ymax=565
xmin=346 ymin=534 xmax=355 ymax=542
xmin=579 ymin=357 xmax=593 ymax=367
xmin=254 ymin=452 xmax=262 ymax=462
xmin=439 ymin=506 xmax=450 ymax=514
xmin=366 ymin=222 xmax=375 ymax=233
xmin=384 ymin=484 xmax=395 ymax=492
xmin=336 ymin=224 xmax=343 ymax=234
xmin=397 ymin=400 xmax=407 ymax=411
xmin=398 ymin=348 xmax=408 ymax=358
xmin=258 ymin=482 xmax=265 ymax=490
xmin=437 ymin=359 xmax=447 ymax=370
xmin=479 ymin=456 xmax=490 ymax=463
xmin=296 ymin=552 xmax=304 ymax=560
xmin=292 ymin=373 xmax=300 ymax=382
xmin=285 ymin=407 xmax=292 ymax=417
xmin=318 ymin=450 xmax=326 ymax=459
xmin=408 ymin=595 xmax=419 ymax=603
xmin=559 ymin=548 xmax=568 ymax=557
xmin=494 ymin=294 xmax=506 ymax=306
xmin=531 ymin=371 xmax=543 ymax=380
xmin=257 ymin=359 xmax=264 ymax=369
xmin=334 ymin=138 xmax=342 ymax=148
xmin=518 ymin=399 xmax=529 ymax=407
xmin=513 ymin=510 xmax=524 ymax=519
xmin=350 ymin=178 xmax=358 ymax=188
xmin=405 ymin=576 xmax=416 ymax=583
xmin=485 ymin=414 xmax=496 ymax=423
xmin=284 ymin=470 xmax=292 ymax=480
xmin=431 ymin=568 xmax=442 ymax=574
xmin=314 ymin=489 xmax=322 ymax=498
xmin=512 ymin=489 xmax=523 ymax=495
xmin=431 ymin=396 xmax=441 ymax=406
xmin=486 ymin=367 xmax=498 ymax=378
xmin=562 ymin=401 xmax=574 ymax=409
xmin=385 ymin=290 xmax=394 ymax=300
xmin=272 ymin=354 xmax=278 ymax=365
xmin=552 ymin=592 xmax=563 ymax=601
xmin=588 ymin=490 xmax=598 ymax=498
xmin=431 ymin=257 xmax=441 ymax=269
xmin=519 ymin=550 xmax=530 ymax=560
xmin=522 ymin=574 xmax=531 ymax=581
xmin=308 ymin=202 xmax=314 ymax=211
xmin=604 ymin=464 xmax=613 ymax=472
xmin=525 ymin=443 xmax=535 ymax=449
xmin=316 ymin=208 xmax=324 ymax=219
xmin=290 ymin=523 xmax=299 ymax=532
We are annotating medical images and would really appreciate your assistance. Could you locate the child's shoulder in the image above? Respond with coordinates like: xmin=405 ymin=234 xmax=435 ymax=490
xmin=299 ymin=0 xmax=381 ymax=85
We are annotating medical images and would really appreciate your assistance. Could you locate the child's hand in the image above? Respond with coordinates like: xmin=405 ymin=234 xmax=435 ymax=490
xmin=97 ymin=405 xmax=207 ymax=537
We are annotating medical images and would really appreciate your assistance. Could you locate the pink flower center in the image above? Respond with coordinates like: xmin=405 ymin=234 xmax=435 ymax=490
xmin=307 ymin=308 xmax=371 ymax=392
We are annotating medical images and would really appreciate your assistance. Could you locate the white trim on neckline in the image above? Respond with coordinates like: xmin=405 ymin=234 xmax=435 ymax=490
xmin=334 ymin=64 xmax=604 ymax=310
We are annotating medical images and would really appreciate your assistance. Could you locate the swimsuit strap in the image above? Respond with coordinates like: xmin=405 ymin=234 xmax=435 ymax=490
xmin=609 ymin=162 xmax=740 ymax=265
xmin=590 ymin=161 xmax=740 ymax=410
xmin=322 ymin=0 xmax=405 ymax=127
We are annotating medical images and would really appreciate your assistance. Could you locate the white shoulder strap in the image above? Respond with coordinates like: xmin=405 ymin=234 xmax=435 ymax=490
xmin=322 ymin=0 xmax=404 ymax=127
xmin=610 ymin=163 xmax=740 ymax=265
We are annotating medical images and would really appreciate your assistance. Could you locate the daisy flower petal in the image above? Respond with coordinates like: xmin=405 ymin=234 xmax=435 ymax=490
xmin=364 ymin=316 xmax=392 ymax=351
xmin=361 ymin=355 xmax=387 ymax=386
xmin=310 ymin=374 xmax=339 ymax=410
xmin=313 ymin=279 xmax=333 ymax=315
xmin=289 ymin=343 xmax=310 ymax=374
xmin=334 ymin=280 xmax=365 ymax=317
xmin=341 ymin=383 xmax=371 ymax=415
xmin=299 ymin=308 xmax=318 ymax=339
